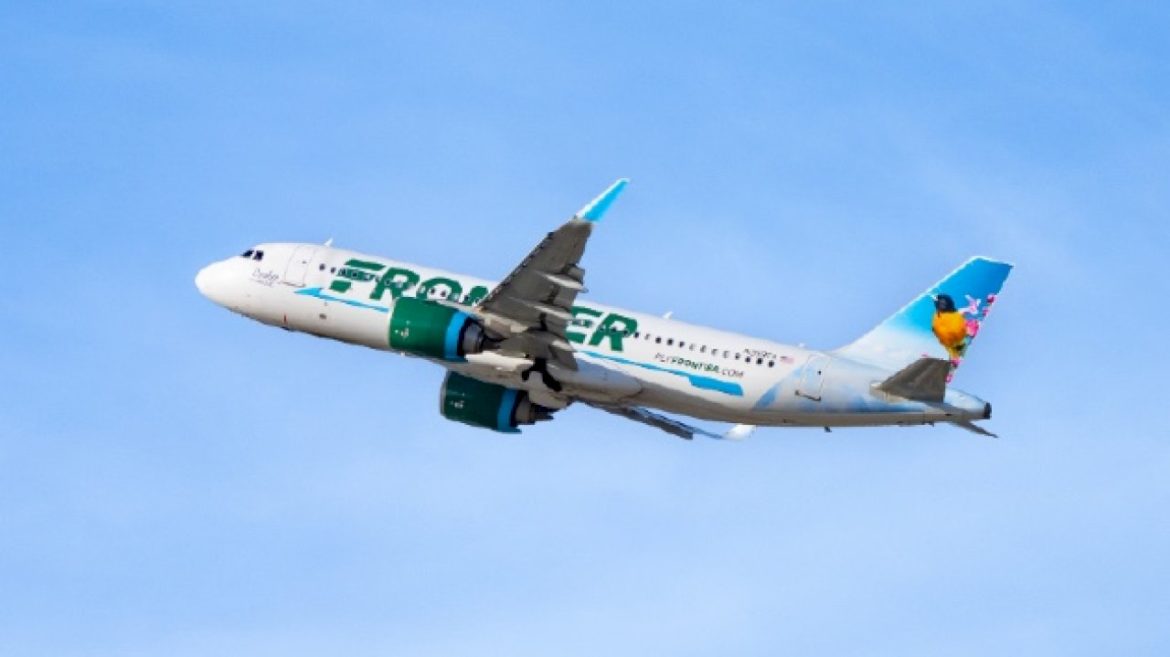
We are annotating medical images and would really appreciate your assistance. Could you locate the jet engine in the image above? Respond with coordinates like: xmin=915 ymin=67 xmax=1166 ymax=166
xmin=388 ymin=297 xmax=490 ymax=361
xmin=440 ymin=372 xmax=554 ymax=433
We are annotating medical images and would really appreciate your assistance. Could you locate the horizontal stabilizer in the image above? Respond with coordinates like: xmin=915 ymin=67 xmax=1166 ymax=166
xmin=950 ymin=420 xmax=999 ymax=438
xmin=876 ymin=357 xmax=951 ymax=402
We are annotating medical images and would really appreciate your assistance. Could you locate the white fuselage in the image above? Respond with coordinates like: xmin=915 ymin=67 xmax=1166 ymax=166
xmin=196 ymin=242 xmax=989 ymax=430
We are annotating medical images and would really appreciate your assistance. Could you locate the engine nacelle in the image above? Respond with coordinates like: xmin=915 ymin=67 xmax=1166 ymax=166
xmin=388 ymin=297 xmax=489 ymax=361
xmin=440 ymin=372 xmax=553 ymax=433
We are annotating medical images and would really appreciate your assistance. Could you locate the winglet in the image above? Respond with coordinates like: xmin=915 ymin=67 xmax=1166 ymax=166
xmin=576 ymin=178 xmax=629 ymax=222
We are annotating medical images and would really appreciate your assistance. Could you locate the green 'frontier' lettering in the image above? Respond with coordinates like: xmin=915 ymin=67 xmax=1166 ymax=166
xmin=329 ymin=259 xmax=385 ymax=293
xmin=416 ymin=276 xmax=463 ymax=302
xmin=566 ymin=306 xmax=602 ymax=344
xmin=588 ymin=313 xmax=638 ymax=352
xmin=325 ymin=264 xmax=633 ymax=351
xmin=464 ymin=285 xmax=489 ymax=306
xmin=371 ymin=267 xmax=421 ymax=301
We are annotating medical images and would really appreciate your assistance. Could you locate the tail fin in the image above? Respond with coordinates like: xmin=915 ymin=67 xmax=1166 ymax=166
xmin=834 ymin=257 xmax=1013 ymax=378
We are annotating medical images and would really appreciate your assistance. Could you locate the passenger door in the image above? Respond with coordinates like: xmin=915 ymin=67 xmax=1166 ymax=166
xmin=282 ymin=245 xmax=317 ymax=287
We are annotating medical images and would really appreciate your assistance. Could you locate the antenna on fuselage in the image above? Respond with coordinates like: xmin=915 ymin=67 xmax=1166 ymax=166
xmin=324 ymin=237 xmax=334 ymax=247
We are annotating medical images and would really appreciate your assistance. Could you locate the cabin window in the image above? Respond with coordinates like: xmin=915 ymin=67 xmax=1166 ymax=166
xmin=689 ymin=344 xmax=695 ymax=351
xmin=634 ymin=332 xmax=640 ymax=338
xmin=678 ymin=341 xmax=685 ymax=348
xmin=655 ymin=337 xmax=662 ymax=344
xmin=723 ymin=350 xmax=730 ymax=358
xmin=700 ymin=346 xmax=706 ymax=353
xmin=756 ymin=358 xmax=764 ymax=365
xmin=667 ymin=338 xmax=674 ymax=346
xmin=768 ymin=361 xmax=775 ymax=368
xmin=318 ymin=263 xmax=326 ymax=271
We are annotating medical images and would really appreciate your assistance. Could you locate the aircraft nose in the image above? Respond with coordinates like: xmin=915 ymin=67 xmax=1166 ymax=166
xmin=194 ymin=261 xmax=233 ymax=306
xmin=194 ymin=265 xmax=212 ymax=296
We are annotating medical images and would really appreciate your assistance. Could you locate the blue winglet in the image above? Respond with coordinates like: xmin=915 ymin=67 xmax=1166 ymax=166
xmin=577 ymin=178 xmax=629 ymax=222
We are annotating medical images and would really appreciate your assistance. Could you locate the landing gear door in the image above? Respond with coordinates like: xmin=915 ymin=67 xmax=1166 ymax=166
xmin=795 ymin=354 xmax=831 ymax=401
xmin=283 ymin=245 xmax=317 ymax=287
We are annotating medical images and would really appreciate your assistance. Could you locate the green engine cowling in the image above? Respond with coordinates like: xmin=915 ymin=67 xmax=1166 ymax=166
xmin=440 ymin=372 xmax=553 ymax=433
xmin=388 ymin=297 xmax=489 ymax=361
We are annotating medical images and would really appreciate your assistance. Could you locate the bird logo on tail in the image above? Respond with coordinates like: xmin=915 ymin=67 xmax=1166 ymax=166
xmin=931 ymin=294 xmax=969 ymax=359
xmin=833 ymin=257 xmax=1011 ymax=380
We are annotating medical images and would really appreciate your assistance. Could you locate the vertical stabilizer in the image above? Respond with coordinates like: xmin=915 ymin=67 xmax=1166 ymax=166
xmin=834 ymin=257 xmax=1013 ymax=378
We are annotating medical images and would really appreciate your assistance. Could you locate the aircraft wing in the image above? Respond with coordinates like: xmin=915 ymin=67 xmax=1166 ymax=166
xmin=475 ymin=179 xmax=628 ymax=370
xmin=587 ymin=402 xmax=750 ymax=441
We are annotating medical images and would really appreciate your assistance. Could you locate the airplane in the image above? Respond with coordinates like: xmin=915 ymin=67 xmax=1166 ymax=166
xmin=195 ymin=179 xmax=1012 ymax=441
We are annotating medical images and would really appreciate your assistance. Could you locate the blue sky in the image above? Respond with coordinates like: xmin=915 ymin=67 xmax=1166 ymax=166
xmin=2 ymin=2 xmax=1168 ymax=655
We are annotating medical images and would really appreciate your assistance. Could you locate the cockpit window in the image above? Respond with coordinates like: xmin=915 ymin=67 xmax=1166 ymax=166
xmin=241 ymin=249 xmax=254 ymax=258
xmin=252 ymin=250 xmax=264 ymax=261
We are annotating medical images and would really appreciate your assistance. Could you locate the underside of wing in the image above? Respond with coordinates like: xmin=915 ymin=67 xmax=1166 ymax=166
xmin=475 ymin=179 xmax=628 ymax=369
xmin=478 ymin=221 xmax=590 ymax=369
